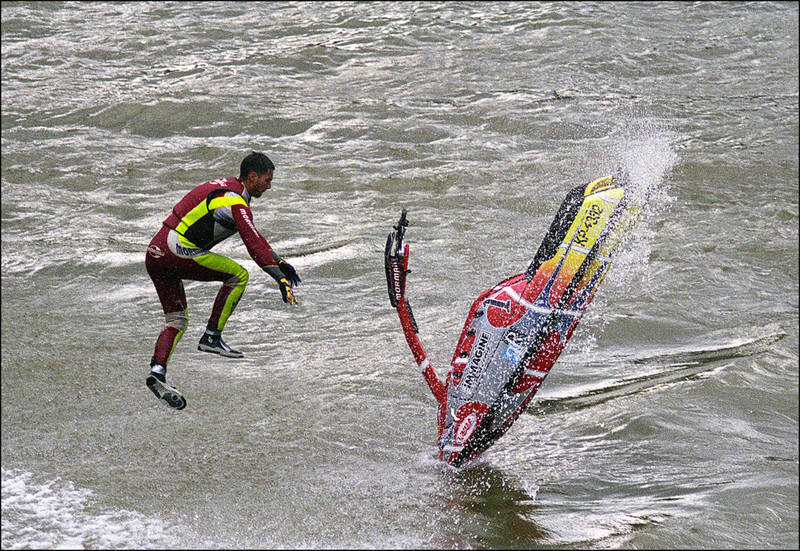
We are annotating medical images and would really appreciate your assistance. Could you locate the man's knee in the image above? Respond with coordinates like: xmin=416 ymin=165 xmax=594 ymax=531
xmin=165 ymin=310 xmax=188 ymax=332
xmin=225 ymin=267 xmax=249 ymax=289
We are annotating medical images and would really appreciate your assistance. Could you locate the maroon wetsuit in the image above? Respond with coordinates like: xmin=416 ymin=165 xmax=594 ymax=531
xmin=145 ymin=177 xmax=279 ymax=366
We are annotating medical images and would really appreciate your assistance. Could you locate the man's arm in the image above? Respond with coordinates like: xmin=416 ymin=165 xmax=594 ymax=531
xmin=231 ymin=203 xmax=298 ymax=304
xmin=231 ymin=203 xmax=276 ymax=267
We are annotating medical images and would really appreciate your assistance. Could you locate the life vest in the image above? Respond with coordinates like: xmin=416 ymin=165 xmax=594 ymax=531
xmin=163 ymin=177 xmax=250 ymax=250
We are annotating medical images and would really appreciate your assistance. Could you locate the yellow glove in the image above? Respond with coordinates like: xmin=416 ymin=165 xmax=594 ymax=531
xmin=278 ymin=277 xmax=298 ymax=305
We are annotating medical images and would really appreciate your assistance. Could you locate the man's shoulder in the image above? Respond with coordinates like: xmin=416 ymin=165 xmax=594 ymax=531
xmin=203 ymin=176 xmax=242 ymax=191
xmin=197 ymin=177 xmax=247 ymax=203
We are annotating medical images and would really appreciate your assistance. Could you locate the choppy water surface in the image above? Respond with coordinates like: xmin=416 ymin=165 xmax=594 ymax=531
xmin=2 ymin=2 xmax=797 ymax=549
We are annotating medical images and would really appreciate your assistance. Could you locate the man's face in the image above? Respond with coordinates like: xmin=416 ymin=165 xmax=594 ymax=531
xmin=246 ymin=169 xmax=273 ymax=198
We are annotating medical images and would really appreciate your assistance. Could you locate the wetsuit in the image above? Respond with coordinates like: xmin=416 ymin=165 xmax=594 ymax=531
xmin=145 ymin=176 xmax=280 ymax=367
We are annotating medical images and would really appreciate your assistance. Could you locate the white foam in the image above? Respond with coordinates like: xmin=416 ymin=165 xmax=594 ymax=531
xmin=602 ymin=122 xmax=678 ymax=292
xmin=1 ymin=468 xmax=187 ymax=549
xmin=610 ymin=119 xmax=678 ymax=212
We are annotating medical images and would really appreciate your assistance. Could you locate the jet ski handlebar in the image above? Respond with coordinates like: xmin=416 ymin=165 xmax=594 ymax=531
xmin=384 ymin=209 xmax=410 ymax=308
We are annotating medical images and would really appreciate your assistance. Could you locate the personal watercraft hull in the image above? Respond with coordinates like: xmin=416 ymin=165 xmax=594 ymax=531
xmin=386 ymin=174 xmax=644 ymax=468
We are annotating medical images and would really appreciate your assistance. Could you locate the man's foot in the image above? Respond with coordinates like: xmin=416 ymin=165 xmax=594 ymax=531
xmin=146 ymin=369 xmax=186 ymax=410
xmin=198 ymin=333 xmax=244 ymax=358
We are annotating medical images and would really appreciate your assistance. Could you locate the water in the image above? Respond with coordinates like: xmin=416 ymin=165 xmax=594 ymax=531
xmin=2 ymin=1 xmax=797 ymax=548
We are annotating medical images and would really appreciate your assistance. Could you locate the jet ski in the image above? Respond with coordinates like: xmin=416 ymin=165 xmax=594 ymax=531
xmin=384 ymin=173 xmax=645 ymax=468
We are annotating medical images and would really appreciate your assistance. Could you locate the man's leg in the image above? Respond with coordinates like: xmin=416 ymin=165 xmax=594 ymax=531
xmin=152 ymin=282 xmax=189 ymax=369
xmin=145 ymin=275 xmax=188 ymax=409
xmin=193 ymin=253 xmax=249 ymax=358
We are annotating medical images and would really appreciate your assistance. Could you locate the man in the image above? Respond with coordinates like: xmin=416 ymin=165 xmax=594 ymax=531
xmin=144 ymin=151 xmax=300 ymax=410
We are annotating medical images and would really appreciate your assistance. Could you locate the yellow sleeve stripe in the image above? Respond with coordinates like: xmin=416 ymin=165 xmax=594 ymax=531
xmin=208 ymin=196 xmax=248 ymax=210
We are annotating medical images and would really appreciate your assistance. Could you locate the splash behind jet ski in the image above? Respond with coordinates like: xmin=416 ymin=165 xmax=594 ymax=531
xmin=385 ymin=173 xmax=645 ymax=468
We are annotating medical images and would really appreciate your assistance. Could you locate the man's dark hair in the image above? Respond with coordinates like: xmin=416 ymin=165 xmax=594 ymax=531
xmin=240 ymin=152 xmax=275 ymax=179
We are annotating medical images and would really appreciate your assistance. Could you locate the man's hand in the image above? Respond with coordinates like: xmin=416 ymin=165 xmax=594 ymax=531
xmin=278 ymin=259 xmax=301 ymax=286
xmin=264 ymin=265 xmax=299 ymax=305
xmin=278 ymin=277 xmax=298 ymax=305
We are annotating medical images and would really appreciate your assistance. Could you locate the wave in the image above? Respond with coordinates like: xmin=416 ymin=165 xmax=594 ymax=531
xmin=530 ymin=327 xmax=787 ymax=414
xmin=280 ymin=237 xmax=356 ymax=257
xmin=1 ymin=468 xmax=193 ymax=549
